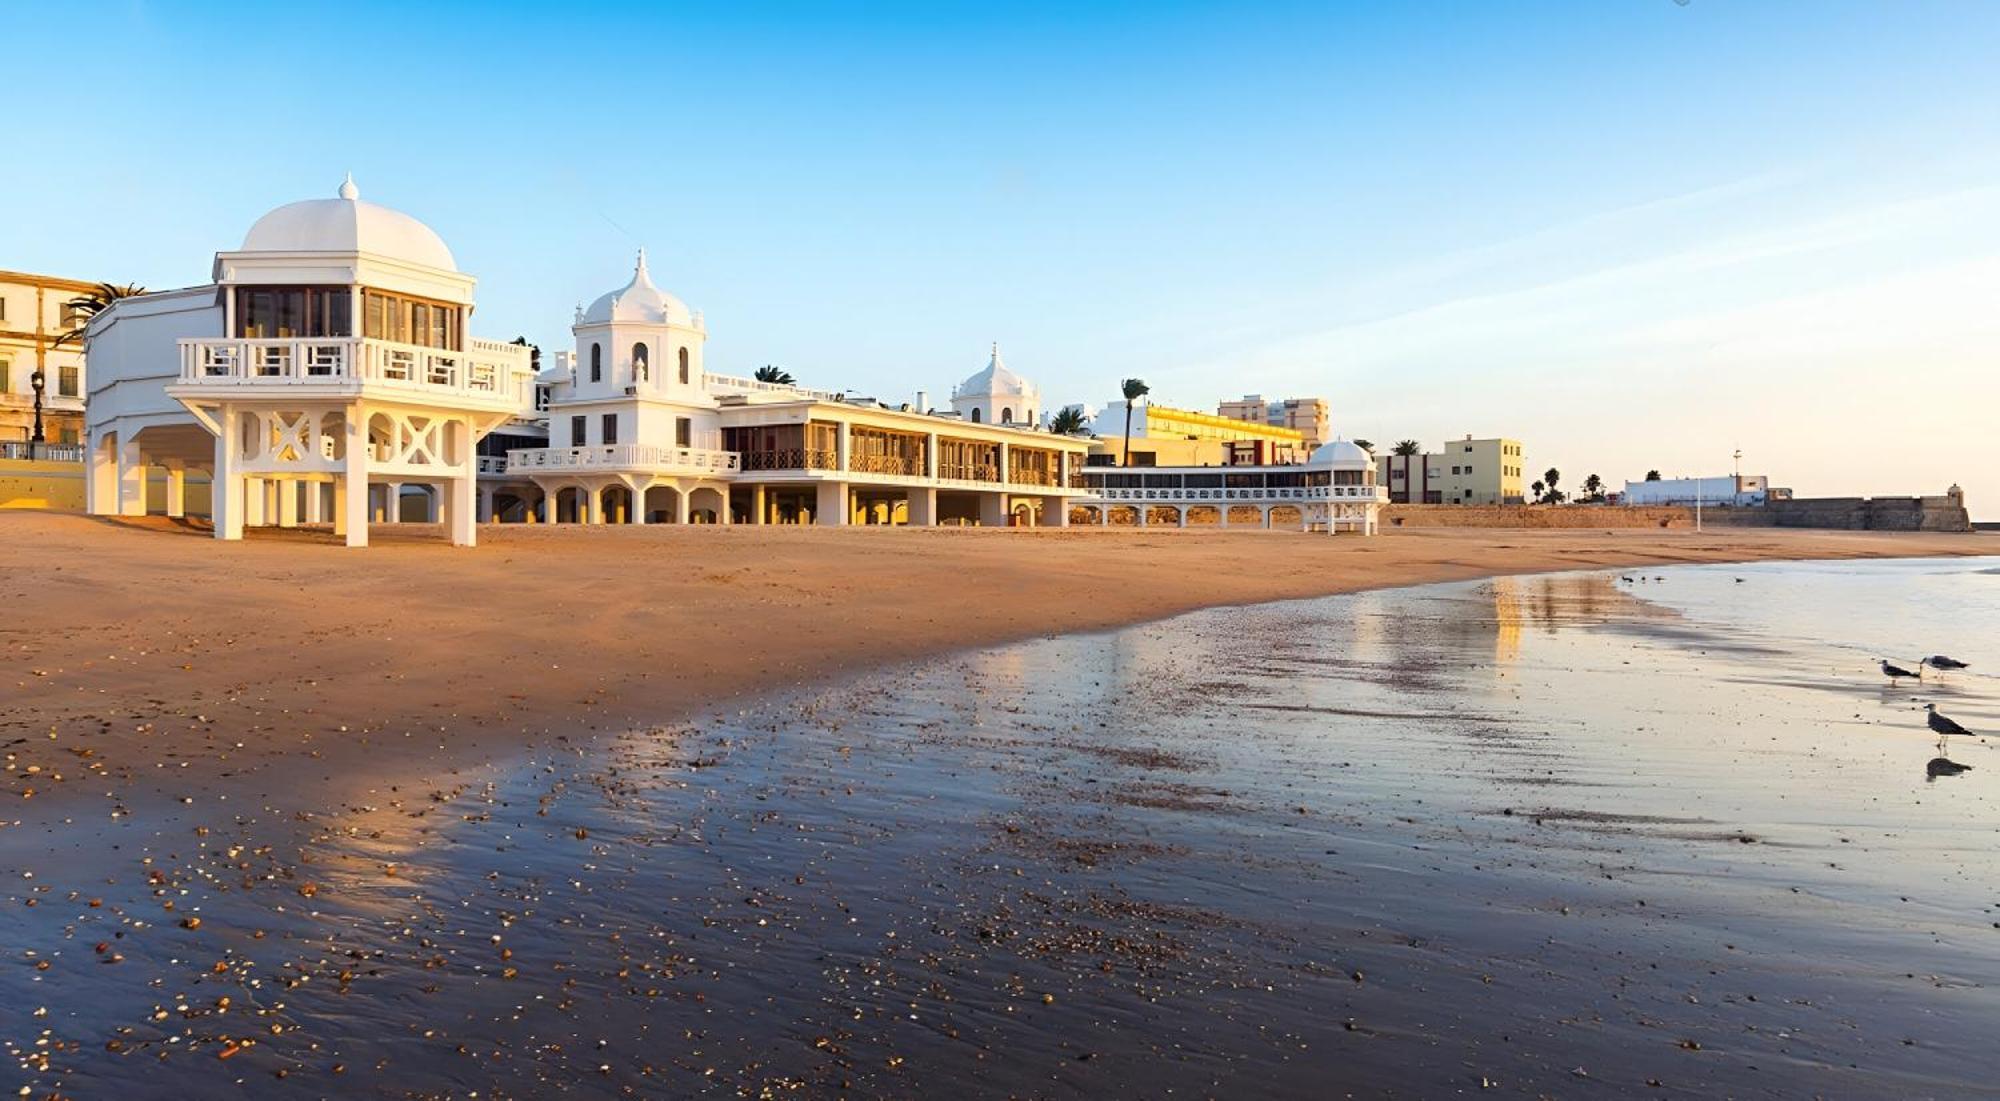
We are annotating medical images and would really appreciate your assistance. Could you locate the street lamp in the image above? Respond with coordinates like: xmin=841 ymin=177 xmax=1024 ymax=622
xmin=29 ymin=367 xmax=46 ymax=460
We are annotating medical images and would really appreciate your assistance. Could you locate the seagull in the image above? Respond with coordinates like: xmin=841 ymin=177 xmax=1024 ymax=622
xmin=1926 ymin=655 xmax=1970 ymax=670
xmin=1881 ymin=659 xmax=1924 ymax=682
xmin=1925 ymin=703 xmax=1976 ymax=753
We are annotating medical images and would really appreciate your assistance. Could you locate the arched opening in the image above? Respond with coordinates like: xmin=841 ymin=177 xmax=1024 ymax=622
xmin=689 ymin=486 xmax=726 ymax=524
xmin=1001 ymin=407 xmax=1014 ymax=424
xmin=554 ymin=486 xmax=584 ymax=523
xmin=678 ymin=347 xmax=689 ymax=384
xmin=1271 ymin=505 xmax=1304 ymax=529
xmin=1227 ymin=505 xmax=1264 ymax=526
xmin=1186 ymin=505 xmax=1223 ymax=526
xmin=631 ymin=342 xmax=648 ymax=381
xmin=969 ymin=407 xmax=982 ymax=424
xmin=590 ymin=343 xmax=603 ymax=382
xmin=643 ymin=484 xmax=681 ymax=523
xmin=1108 ymin=505 xmax=1140 ymax=526
xmin=1146 ymin=505 xmax=1181 ymax=526
xmin=600 ymin=484 xmax=634 ymax=524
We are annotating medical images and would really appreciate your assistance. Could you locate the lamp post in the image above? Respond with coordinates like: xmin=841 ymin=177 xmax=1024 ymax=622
xmin=29 ymin=367 xmax=46 ymax=460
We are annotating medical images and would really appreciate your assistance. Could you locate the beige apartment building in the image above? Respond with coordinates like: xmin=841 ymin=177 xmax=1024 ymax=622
xmin=0 ymin=269 xmax=97 ymax=446
xmin=1377 ymin=435 xmax=1525 ymax=504
xmin=1216 ymin=394 xmax=1330 ymax=448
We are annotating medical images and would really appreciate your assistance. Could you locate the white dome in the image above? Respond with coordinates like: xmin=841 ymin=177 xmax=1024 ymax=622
xmin=954 ymin=343 xmax=1037 ymax=399
xmin=581 ymin=251 xmax=693 ymax=327
xmin=239 ymin=175 xmax=456 ymax=271
xmin=1311 ymin=440 xmax=1371 ymax=464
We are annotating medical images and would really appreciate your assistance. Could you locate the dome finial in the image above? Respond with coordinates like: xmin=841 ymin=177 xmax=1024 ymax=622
xmin=635 ymin=247 xmax=648 ymax=278
xmin=338 ymin=172 xmax=358 ymax=201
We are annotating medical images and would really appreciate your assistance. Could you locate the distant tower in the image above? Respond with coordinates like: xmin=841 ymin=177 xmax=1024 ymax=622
xmin=950 ymin=343 xmax=1040 ymax=425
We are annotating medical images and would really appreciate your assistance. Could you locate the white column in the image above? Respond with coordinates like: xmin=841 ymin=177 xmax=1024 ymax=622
xmin=1098 ymin=504 xmax=1109 ymax=527
xmin=305 ymin=480 xmax=324 ymax=524
xmin=116 ymin=430 xmax=147 ymax=516
xmin=478 ymin=484 xmax=496 ymax=523
xmin=816 ymin=481 xmax=848 ymax=526
xmin=86 ymin=430 xmax=117 ymax=515
xmin=924 ymin=433 xmax=939 ymax=479
xmin=164 ymin=463 xmax=186 ymax=519
xmin=214 ymin=408 xmax=244 ymax=541
xmin=1219 ymin=503 xmax=1230 ymax=528
xmin=444 ymin=444 xmax=474 ymax=548
xmin=276 ymin=479 xmax=300 ymax=528
xmin=342 ymin=405 xmax=369 ymax=548
xmin=384 ymin=482 xmax=402 ymax=524
xmin=997 ymin=441 xmax=1010 ymax=491
xmin=248 ymin=476 xmax=272 ymax=528
xmin=1042 ymin=495 xmax=1069 ymax=528
xmin=836 ymin=422 xmax=851 ymax=473
xmin=1135 ymin=502 xmax=1148 ymax=527
xmin=631 ymin=482 xmax=649 ymax=525
xmin=714 ymin=487 xmax=732 ymax=525
xmin=907 ymin=487 xmax=937 ymax=527
xmin=673 ymin=485 xmax=690 ymax=525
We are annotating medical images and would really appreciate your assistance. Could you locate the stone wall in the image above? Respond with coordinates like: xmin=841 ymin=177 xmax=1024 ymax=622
xmin=1380 ymin=504 xmax=1766 ymax=529
xmin=1770 ymin=495 xmax=1972 ymax=532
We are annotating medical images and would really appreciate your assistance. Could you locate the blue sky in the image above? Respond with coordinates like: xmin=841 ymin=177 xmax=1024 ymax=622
xmin=14 ymin=1 xmax=2000 ymax=513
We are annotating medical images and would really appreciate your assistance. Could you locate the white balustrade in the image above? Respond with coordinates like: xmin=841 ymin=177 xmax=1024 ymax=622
xmin=176 ymin=337 xmax=534 ymax=407
xmin=506 ymin=444 xmax=742 ymax=475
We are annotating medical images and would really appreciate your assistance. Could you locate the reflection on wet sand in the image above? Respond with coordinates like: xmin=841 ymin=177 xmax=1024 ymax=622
xmin=5 ymin=558 xmax=1998 ymax=1098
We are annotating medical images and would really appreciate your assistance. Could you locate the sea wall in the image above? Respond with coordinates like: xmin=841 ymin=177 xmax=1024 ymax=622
xmin=1769 ymin=495 xmax=1972 ymax=532
xmin=0 ymin=458 xmax=211 ymax=513
xmin=1380 ymin=504 xmax=1763 ymax=529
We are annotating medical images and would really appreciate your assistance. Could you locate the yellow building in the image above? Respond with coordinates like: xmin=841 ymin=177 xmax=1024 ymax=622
xmin=1377 ymin=435 xmax=1526 ymax=504
xmin=0 ymin=269 xmax=97 ymax=447
xmin=1088 ymin=399 xmax=1309 ymax=467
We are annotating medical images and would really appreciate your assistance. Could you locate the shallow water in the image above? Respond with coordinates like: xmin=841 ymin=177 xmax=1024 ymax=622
xmin=5 ymin=557 xmax=1997 ymax=1098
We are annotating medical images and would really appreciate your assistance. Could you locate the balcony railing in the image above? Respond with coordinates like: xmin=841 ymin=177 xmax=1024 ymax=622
xmin=738 ymin=448 xmax=838 ymax=472
xmin=507 ymin=444 xmax=741 ymax=475
xmin=475 ymin=455 xmax=510 ymax=474
xmin=0 ymin=441 xmax=83 ymax=462
xmin=175 ymin=337 xmax=534 ymax=407
xmin=1082 ymin=485 xmax=1388 ymax=503
xmin=705 ymin=373 xmax=847 ymax=403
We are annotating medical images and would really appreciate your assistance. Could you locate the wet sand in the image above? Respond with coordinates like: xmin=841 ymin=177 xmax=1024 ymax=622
xmin=0 ymin=510 xmax=1989 ymax=813
xmin=3 ymin=515 xmax=1997 ymax=1097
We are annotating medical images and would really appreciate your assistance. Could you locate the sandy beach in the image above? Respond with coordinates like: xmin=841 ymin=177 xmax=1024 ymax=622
xmin=6 ymin=514 xmax=1998 ymax=1096
xmin=2 ymin=511 xmax=1990 ymax=808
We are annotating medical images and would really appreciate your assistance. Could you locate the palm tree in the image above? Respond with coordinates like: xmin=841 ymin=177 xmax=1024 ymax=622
xmin=1543 ymin=467 xmax=1561 ymax=502
xmin=1048 ymin=406 xmax=1089 ymax=436
xmin=1645 ymin=469 xmax=1661 ymax=481
xmin=1353 ymin=439 xmax=1374 ymax=452
xmin=52 ymin=282 xmax=146 ymax=346
xmin=1392 ymin=440 xmax=1421 ymax=456
xmin=1582 ymin=473 xmax=1604 ymax=502
xmin=753 ymin=365 xmax=796 ymax=386
xmin=510 ymin=336 xmax=541 ymax=372
xmin=1119 ymin=378 xmax=1149 ymax=467
xmin=1531 ymin=479 xmax=1545 ymax=502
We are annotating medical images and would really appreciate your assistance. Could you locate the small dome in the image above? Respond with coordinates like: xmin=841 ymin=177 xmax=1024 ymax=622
xmin=954 ymin=343 xmax=1037 ymax=399
xmin=580 ymin=250 xmax=693 ymax=327
xmin=239 ymin=175 xmax=456 ymax=271
xmin=1311 ymin=439 xmax=1371 ymax=464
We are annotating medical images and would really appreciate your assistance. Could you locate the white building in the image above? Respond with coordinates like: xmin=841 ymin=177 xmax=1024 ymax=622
xmin=1074 ymin=440 xmax=1386 ymax=534
xmin=497 ymin=257 xmax=1091 ymax=527
xmin=950 ymin=344 xmax=1040 ymax=426
xmin=1621 ymin=474 xmax=1768 ymax=508
xmin=82 ymin=176 xmax=536 ymax=546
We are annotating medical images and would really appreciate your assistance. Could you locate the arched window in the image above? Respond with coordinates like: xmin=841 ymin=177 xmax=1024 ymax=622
xmin=590 ymin=343 xmax=602 ymax=382
xmin=631 ymin=342 xmax=648 ymax=380
xmin=1001 ymin=407 xmax=1014 ymax=424
xmin=970 ymin=407 xmax=982 ymax=423
xmin=678 ymin=347 xmax=690 ymax=384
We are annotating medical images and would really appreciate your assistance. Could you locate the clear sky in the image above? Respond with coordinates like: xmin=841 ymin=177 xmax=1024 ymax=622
xmin=12 ymin=1 xmax=1999 ymax=514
